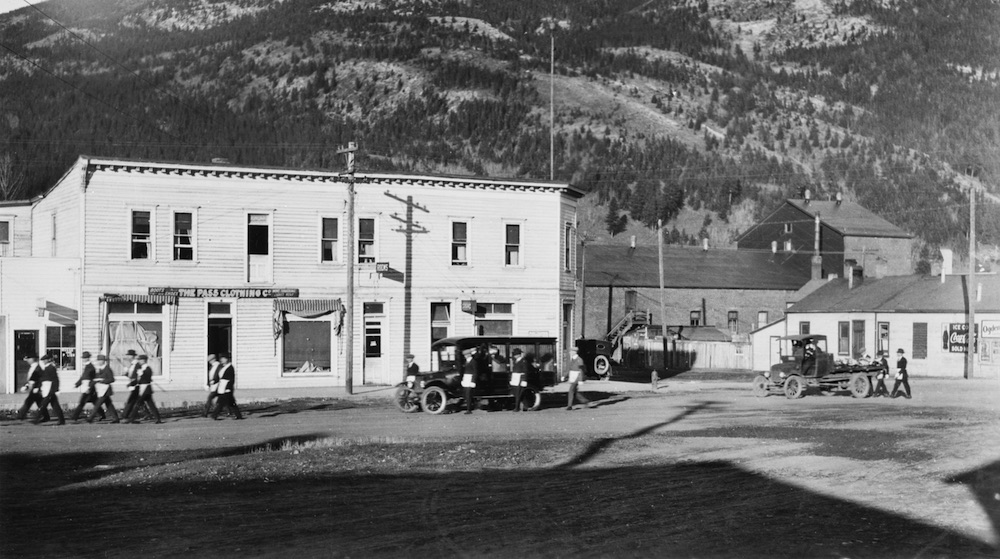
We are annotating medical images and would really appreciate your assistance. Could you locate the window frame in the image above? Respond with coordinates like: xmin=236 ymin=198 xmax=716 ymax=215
xmin=45 ymin=325 xmax=76 ymax=371
xmin=171 ymin=209 xmax=197 ymax=262
xmin=727 ymin=310 xmax=739 ymax=334
xmin=320 ymin=216 xmax=341 ymax=264
xmin=564 ymin=222 xmax=574 ymax=272
xmin=245 ymin=211 xmax=273 ymax=284
xmin=503 ymin=221 xmax=522 ymax=267
xmin=357 ymin=216 xmax=377 ymax=264
xmin=128 ymin=207 xmax=155 ymax=261
xmin=451 ymin=219 xmax=469 ymax=266
xmin=281 ymin=314 xmax=338 ymax=377
xmin=838 ymin=321 xmax=850 ymax=354
xmin=689 ymin=310 xmax=701 ymax=327
xmin=0 ymin=219 xmax=10 ymax=257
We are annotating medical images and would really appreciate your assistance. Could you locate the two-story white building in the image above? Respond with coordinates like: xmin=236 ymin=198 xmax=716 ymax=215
xmin=0 ymin=156 xmax=583 ymax=392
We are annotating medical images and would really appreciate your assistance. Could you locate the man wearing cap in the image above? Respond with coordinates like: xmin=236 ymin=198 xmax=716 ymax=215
xmin=891 ymin=348 xmax=911 ymax=399
xmin=16 ymin=354 xmax=49 ymax=422
xmin=210 ymin=354 xmax=243 ymax=420
xmin=565 ymin=348 xmax=593 ymax=411
xmin=87 ymin=354 xmax=120 ymax=423
xmin=125 ymin=354 xmax=162 ymax=424
xmin=70 ymin=351 xmax=103 ymax=422
xmin=203 ymin=354 xmax=221 ymax=418
xmin=872 ymin=351 xmax=891 ymax=398
xmin=32 ymin=354 xmax=65 ymax=425
xmin=509 ymin=348 xmax=527 ymax=412
xmin=461 ymin=346 xmax=480 ymax=414
xmin=404 ymin=353 xmax=420 ymax=378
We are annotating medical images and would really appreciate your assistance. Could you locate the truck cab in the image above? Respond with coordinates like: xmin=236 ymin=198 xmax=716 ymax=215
xmin=771 ymin=334 xmax=833 ymax=378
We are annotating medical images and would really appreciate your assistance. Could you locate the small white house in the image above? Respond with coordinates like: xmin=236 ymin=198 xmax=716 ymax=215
xmin=783 ymin=273 xmax=1000 ymax=379
xmin=0 ymin=156 xmax=583 ymax=392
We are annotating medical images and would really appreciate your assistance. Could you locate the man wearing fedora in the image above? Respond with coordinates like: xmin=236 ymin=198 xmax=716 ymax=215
xmin=16 ymin=354 xmax=49 ymax=422
xmin=210 ymin=353 xmax=243 ymax=420
xmin=120 ymin=349 xmax=144 ymax=419
xmin=87 ymin=354 xmax=120 ymax=423
xmin=70 ymin=351 xmax=104 ymax=421
xmin=124 ymin=354 xmax=162 ymax=424
xmin=891 ymin=348 xmax=912 ymax=399
xmin=32 ymin=354 xmax=65 ymax=425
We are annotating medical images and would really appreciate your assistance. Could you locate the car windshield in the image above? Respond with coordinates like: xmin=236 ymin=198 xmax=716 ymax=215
xmin=786 ymin=337 xmax=827 ymax=356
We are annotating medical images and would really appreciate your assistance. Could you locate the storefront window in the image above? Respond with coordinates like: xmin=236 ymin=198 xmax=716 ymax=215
xmin=46 ymin=325 xmax=76 ymax=370
xmin=283 ymin=320 xmax=332 ymax=373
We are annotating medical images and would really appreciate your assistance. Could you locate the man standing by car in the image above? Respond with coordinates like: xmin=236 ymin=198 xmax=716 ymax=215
xmin=509 ymin=349 xmax=527 ymax=412
xmin=566 ymin=348 xmax=592 ymax=411
xmin=462 ymin=347 xmax=479 ymax=414
xmin=891 ymin=348 xmax=911 ymax=399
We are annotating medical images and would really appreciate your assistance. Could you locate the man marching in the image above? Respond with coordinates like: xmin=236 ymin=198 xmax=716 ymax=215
xmin=210 ymin=353 xmax=243 ymax=420
xmin=891 ymin=348 xmax=912 ymax=399
xmin=87 ymin=354 xmax=120 ymax=423
xmin=70 ymin=351 xmax=104 ymax=422
xmin=16 ymin=355 xmax=49 ymax=422
xmin=32 ymin=354 xmax=66 ymax=425
xmin=872 ymin=351 xmax=890 ymax=398
xmin=566 ymin=348 xmax=592 ymax=411
xmin=203 ymin=354 xmax=221 ymax=418
xmin=120 ymin=349 xmax=141 ymax=418
xmin=124 ymin=354 xmax=162 ymax=424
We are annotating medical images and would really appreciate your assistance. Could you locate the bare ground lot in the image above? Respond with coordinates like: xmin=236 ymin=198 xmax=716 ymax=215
xmin=2 ymin=379 xmax=999 ymax=559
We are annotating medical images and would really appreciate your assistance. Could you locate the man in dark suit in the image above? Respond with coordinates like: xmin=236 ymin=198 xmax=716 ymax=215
xmin=509 ymin=348 xmax=527 ymax=412
xmin=87 ymin=354 xmax=120 ymax=423
xmin=210 ymin=353 xmax=243 ymax=420
xmin=462 ymin=347 xmax=479 ymax=414
xmin=891 ymin=348 xmax=911 ymax=399
xmin=120 ymin=349 xmax=141 ymax=418
xmin=203 ymin=354 xmax=221 ymax=418
xmin=124 ymin=354 xmax=162 ymax=424
xmin=70 ymin=351 xmax=104 ymax=421
xmin=32 ymin=354 xmax=65 ymax=425
xmin=872 ymin=351 xmax=890 ymax=397
xmin=16 ymin=355 xmax=49 ymax=422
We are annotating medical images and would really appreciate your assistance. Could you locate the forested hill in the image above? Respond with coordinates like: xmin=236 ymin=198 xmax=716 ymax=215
xmin=1 ymin=0 xmax=998 ymax=268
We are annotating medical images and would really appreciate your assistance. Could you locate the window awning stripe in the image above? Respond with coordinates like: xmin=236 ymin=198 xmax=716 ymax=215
xmin=273 ymin=298 xmax=343 ymax=313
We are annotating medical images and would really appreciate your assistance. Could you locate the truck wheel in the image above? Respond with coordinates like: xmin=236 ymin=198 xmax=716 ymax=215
xmin=420 ymin=386 xmax=449 ymax=415
xmin=784 ymin=375 xmax=805 ymax=399
xmin=593 ymin=355 xmax=611 ymax=378
xmin=393 ymin=386 xmax=421 ymax=413
xmin=752 ymin=375 xmax=770 ymax=397
xmin=518 ymin=388 xmax=542 ymax=411
xmin=850 ymin=373 xmax=872 ymax=398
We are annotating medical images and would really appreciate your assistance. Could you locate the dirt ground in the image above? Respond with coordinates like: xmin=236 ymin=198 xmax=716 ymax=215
xmin=2 ymin=378 xmax=999 ymax=558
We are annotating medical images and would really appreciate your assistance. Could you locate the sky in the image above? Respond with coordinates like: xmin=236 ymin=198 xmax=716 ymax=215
xmin=0 ymin=0 xmax=45 ymax=16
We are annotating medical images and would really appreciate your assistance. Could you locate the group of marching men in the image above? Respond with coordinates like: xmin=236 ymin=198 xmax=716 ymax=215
xmin=15 ymin=350 xmax=243 ymax=425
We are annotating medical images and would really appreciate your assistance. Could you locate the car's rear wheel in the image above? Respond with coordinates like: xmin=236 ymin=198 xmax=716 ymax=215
xmin=420 ymin=386 xmax=449 ymax=415
xmin=752 ymin=375 xmax=770 ymax=397
xmin=518 ymin=388 xmax=542 ymax=411
xmin=850 ymin=373 xmax=872 ymax=398
xmin=784 ymin=375 xmax=805 ymax=399
xmin=393 ymin=386 xmax=421 ymax=413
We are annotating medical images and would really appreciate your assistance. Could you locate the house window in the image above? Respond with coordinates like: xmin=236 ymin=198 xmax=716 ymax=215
xmin=108 ymin=303 xmax=164 ymax=376
xmin=690 ymin=310 xmax=701 ymax=326
xmin=838 ymin=321 xmax=850 ymax=354
xmin=728 ymin=311 xmax=739 ymax=334
xmin=173 ymin=212 xmax=194 ymax=261
xmin=451 ymin=222 xmax=468 ymax=266
xmin=283 ymin=319 xmax=333 ymax=374
xmin=505 ymin=224 xmax=520 ymax=266
xmin=131 ymin=210 xmax=151 ymax=259
xmin=358 ymin=218 xmax=375 ymax=263
xmin=247 ymin=213 xmax=271 ymax=282
xmin=625 ymin=290 xmax=637 ymax=311
xmin=475 ymin=302 xmax=514 ymax=335
xmin=913 ymin=322 xmax=928 ymax=359
xmin=852 ymin=320 xmax=866 ymax=358
xmin=799 ymin=322 xmax=810 ymax=335
xmin=321 ymin=217 xmax=339 ymax=262
xmin=784 ymin=223 xmax=792 ymax=234
xmin=45 ymin=325 xmax=76 ymax=370
xmin=757 ymin=311 xmax=768 ymax=328
xmin=0 ymin=220 xmax=9 ymax=257
xmin=564 ymin=223 xmax=573 ymax=271
xmin=431 ymin=303 xmax=451 ymax=344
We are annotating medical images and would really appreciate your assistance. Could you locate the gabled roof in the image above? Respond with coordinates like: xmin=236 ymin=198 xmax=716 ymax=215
xmin=584 ymin=244 xmax=812 ymax=290
xmin=784 ymin=199 xmax=913 ymax=238
xmin=788 ymin=274 xmax=1000 ymax=314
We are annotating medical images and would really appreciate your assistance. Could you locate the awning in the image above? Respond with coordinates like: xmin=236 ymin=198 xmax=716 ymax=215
xmin=101 ymin=293 xmax=178 ymax=304
xmin=272 ymin=299 xmax=344 ymax=348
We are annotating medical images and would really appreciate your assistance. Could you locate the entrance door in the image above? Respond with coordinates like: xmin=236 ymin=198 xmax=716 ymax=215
xmin=207 ymin=302 xmax=232 ymax=358
xmin=14 ymin=330 xmax=39 ymax=389
xmin=363 ymin=302 xmax=387 ymax=384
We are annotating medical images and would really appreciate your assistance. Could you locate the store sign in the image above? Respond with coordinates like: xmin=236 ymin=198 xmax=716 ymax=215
xmin=946 ymin=323 xmax=979 ymax=353
xmin=461 ymin=299 xmax=477 ymax=313
xmin=982 ymin=320 xmax=1000 ymax=339
xmin=376 ymin=262 xmax=390 ymax=273
xmin=150 ymin=287 xmax=299 ymax=298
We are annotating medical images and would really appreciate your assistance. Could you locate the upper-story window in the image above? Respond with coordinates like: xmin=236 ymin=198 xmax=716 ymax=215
xmin=452 ymin=221 xmax=468 ymax=266
xmin=173 ymin=211 xmax=194 ymax=261
xmin=564 ymin=223 xmax=573 ymax=271
xmin=505 ymin=224 xmax=520 ymax=266
xmin=0 ymin=220 xmax=9 ymax=257
xmin=689 ymin=310 xmax=701 ymax=326
xmin=784 ymin=223 xmax=793 ymax=234
xmin=131 ymin=210 xmax=152 ymax=259
xmin=358 ymin=218 xmax=376 ymax=264
xmin=321 ymin=217 xmax=339 ymax=262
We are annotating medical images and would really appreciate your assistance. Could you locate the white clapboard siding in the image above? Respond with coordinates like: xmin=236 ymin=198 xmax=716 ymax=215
xmin=31 ymin=165 xmax=82 ymax=258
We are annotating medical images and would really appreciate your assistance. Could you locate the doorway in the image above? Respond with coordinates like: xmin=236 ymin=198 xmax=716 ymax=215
xmin=14 ymin=330 xmax=39 ymax=389
xmin=207 ymin=302 xmax=232 ymax=359
xmin=363 ymin=302 xmax=388 ymax=384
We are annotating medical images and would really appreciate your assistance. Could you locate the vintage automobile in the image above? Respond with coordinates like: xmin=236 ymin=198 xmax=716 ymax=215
xmin=753 ymin=334 xmax=887 ymax=399
xmin=574 ymin=338 xmax=613 ymax=379
xmin=394 ymin=336 xmax=559 ymax=414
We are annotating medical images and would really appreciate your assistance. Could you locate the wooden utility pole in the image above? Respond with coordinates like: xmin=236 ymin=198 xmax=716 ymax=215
xmin=338 ymin=142 xmax=357 ymax=394
xmin=550 ymin=26 xmax=555 ymax=181
xmin=657 ymin=219 xmax=666 ymax=330
xmin=967 ymin=172 xmax=977 ymax=379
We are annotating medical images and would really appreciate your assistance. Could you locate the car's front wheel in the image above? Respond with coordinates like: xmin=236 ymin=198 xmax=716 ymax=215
xmin=420 ymin=386 xmax=449 ymax=415
xmin=752 ymin=375 xmax=770 ymax=397
xmin=394 ymin=386 xmax=421 ymax=413
xmin=518 ymin=388 xmax=542 ymax=411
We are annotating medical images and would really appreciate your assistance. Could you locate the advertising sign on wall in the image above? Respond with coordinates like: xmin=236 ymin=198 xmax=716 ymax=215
xmin=945 ymin=323 xmax=979 ymax=353
xmin=982 ymin=320 xmax=1000 ymax=339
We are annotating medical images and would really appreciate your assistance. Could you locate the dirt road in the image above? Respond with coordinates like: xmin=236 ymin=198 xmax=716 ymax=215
xmin=2 ymin=379 xmax=999 ymax=558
